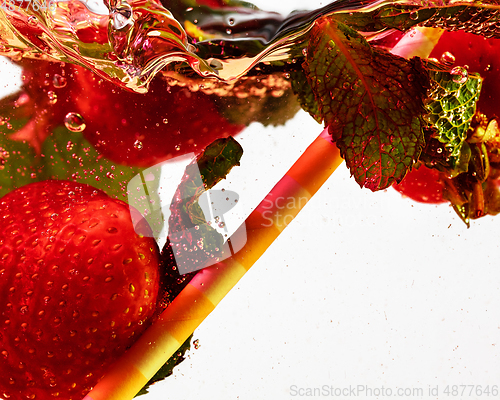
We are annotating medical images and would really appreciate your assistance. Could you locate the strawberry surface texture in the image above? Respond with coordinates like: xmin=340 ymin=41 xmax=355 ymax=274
xmin=0 ymin=180 xmax=161 ymax=400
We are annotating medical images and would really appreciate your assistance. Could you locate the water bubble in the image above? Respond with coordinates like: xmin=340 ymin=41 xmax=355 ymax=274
xmin=226 ymin=29 xmax=232 ymax=35
xmin=133 ymin=140 xmax=143 ymax=150
xmin=218 ymin=222 xmax=225 ymax=228
xmin=0 ymin=147 xmax=9 ymax=170
xmin=47 ymin=91 xmax=57 ymax=105
xmin=53 ymin=74 xmax=67 ymax=88
xmin=193 ymin=339 xmax=200 ymax=349
xmin=66 ymin=141 xmax=74 ymax=151
xmin=302 ymin=48 xmax=308 ymax=57
xmin=175 ymin=145 xmax=181 ymax=151
xmin=27 ymin=16 xmax=38 ymax=26
xmin=228 ymin=18 xmax=235 ymax=26
xmin=409 ymin=11 xmax=419 ymax=20
xmin=64 ymin=113 xmax=86 ymax=132
xmin=440 ymin=51 xmax=456 ymax=65
xmin=162 ymin=118 xmax=168 ymax=124
xmin=112 ymin=2 xmax=133 ymax=30
xmin=450 ymin=66 xmax=468 ymax=84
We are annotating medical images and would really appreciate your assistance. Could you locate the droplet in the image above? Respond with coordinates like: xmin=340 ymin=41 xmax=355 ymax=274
xmin=27 ymin=16 xmax=38 ymax=26
xmin=218 ymin=222 xmax=225 ymax=228
xmin=450 ymin=66 xmax=468 ymax=84
xmin=112 ymin=2 xmax=133 ymax=30
xmin=175 ymin=145 xmax=181 ymax=151
xmin=64 ymin=113 xmax=86 ymax=132
xmin=162 ymin=118 xmax=168 ymax=124
xmin=440 ymin=51 xmax=456 ymax=65
xmin=134 ymin=140 xmax=143 ymax=150
xmin=193 ymin=339 xmax=200 ymax=349
xmin=409 ymin=11 xmax=419 ymax=20
xmin=47 ymin=91 xmax=57 ymax=104
xmin=302 ymin=48 xmax=308 ymax=57
xmin=228 ymin=18 xmax=235 ymax=26
xmin=66 ymin=141 xmax=74 ymax=151
xmin=343 ymin=82 xmax=350 ymax=89
xmin=53 ymin=74 xmax=67 ymax=88
xmin=226 ymin=28 xmax=232 ymax=35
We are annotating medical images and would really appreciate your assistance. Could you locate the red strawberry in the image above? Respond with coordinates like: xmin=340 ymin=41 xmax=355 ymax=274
xmin=0 ymin=180 xmax=161 ymax=400
xmin=393 ymin=164 xmax=447 ymax=204
xmin=430 ymin=31 xmax=500 ymax=119
xmin=71 ymin=66 xmax=245 ymax=167
xmin=10 ymin=59 xmax=244 ymax=167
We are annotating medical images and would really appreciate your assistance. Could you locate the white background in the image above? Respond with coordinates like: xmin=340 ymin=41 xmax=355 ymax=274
xmin=0 ymin=0 xmax=499 ymax=398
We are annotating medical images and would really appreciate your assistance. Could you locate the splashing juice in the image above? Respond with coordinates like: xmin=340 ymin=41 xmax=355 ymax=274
xmin=1 ymin=0 xmax=500 ymax=399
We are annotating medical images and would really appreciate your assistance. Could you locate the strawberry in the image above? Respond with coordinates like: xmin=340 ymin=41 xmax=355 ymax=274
xmin=0 ymin=180 xmax=161 ymax=400
xmin=10 ymin=59 xmax=244 ymax=167
xmin=392 ymin=164 xmax=447 ymax=204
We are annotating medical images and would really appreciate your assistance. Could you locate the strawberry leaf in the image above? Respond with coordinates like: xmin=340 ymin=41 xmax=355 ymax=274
xmin=0 ymin=125 xmax=142 ymax=200
xmin=303 ymin=18 xmax=429 ymax=190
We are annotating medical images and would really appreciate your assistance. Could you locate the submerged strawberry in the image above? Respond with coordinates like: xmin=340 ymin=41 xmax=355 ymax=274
xmin=430 ymin=31 xmax=500 ymax=119
xmin=10 ymin=59 xmax=244 ymax=167
xmin=0 ymin=180 xmax=161 ymax=400
xmin=392 ymin=164 xmax=447 ymax=204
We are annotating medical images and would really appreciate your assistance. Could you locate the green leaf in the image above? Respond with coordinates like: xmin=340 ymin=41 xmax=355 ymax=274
xmin=423 ymin=63 xmax=482 ymax=169
xmin=290 ymin=70 xmax=322 ymax=124
xmin=38 ymin=127 xmax=142 ymax=200
xmin=334 ymin=2 xmax=500 ymax=38
xmin=167 ymin=137 xmax=243 ymax=273
xmin=303 ymin=18 xmax=429 ymax=190
xmin=0 ymin=119 xmax=141 ymax=200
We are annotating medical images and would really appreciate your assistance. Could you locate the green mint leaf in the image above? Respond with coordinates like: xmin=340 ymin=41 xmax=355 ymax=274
xmin=167 ymin=137 xmax=243 ymax=273
xmin=304 ymin=18 xmax=428 ymax=190
xmin=335 ymin=2 xmax=500 ymax=38
xmin=423 ymin=63 xmax=482 ymax=170
xmin=196 ymin=136 xmax=243 ymax=189
xmin=290 ymin=70 xmax=323 ymax=124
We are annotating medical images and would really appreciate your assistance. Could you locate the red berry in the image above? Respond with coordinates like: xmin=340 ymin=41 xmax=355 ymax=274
xmin=430 ymin=31 xmax=500 ymax=119
xmin=0 ymin=180 xmax=161 ymax=400
xmin=13 ymin=60 xmax=244 ymax=167
xmin=393 ymin=165 xmax=446 ymax=204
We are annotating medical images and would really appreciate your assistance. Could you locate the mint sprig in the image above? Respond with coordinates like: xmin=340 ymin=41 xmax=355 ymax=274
xmin=167 ymin=137 xmax=243 ymax=274
xmin=303 ymin=18 xmax=429 ymax=190
xmin=423 ymin=64 xmax=482 ymax=171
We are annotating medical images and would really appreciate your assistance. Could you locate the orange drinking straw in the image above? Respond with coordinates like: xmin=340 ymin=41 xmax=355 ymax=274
xmin=83 ymin=127 xmax=343 ymax=400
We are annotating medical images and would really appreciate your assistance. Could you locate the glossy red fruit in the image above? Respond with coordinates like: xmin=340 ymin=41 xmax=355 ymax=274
xmin=70 ymin=66 xmax=245 ymax=167
xmin=393 ymin=165 xmax=447 ymax=204
xmin=0 ymin=180 xmax=161 ymax=400
xmin=430 ymin=31 xmax=500 ymax=119
xmin=13 ymin=59 xmax=244 ymax=167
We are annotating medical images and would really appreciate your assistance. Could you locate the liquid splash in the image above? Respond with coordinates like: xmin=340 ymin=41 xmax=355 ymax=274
xmin=0 ymin=0 xmax=449 ymax=93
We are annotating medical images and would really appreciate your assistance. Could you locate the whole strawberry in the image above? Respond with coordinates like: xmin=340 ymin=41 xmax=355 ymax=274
xmin=0 ymin=180 xmax=161 ymax=400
